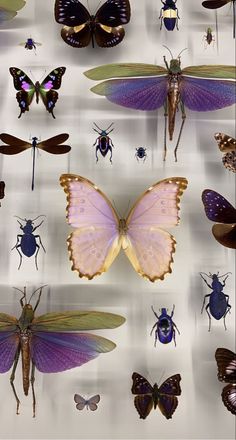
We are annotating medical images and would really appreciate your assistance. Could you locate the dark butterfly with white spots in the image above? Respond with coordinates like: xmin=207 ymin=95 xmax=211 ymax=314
xmin=131 ymin=372 xmax=181 ymax=419
xmin=215 ymin=348 xmax=236 ymax=415
xmin=214 ymin=133 xmax=236 ymax=173
xmin=54 ymin=0 xmax=131 ymax=48
xmin=74 ymin=394 xmax=100 ymax=411
xmin=202 ymin=189 xmax=236 ymax=249
xmin=9 ymin=67 xmax=66 ymax=119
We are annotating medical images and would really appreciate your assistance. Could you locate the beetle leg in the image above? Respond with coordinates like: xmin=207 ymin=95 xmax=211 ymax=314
xmin=150 ymin=322 xmax=158 ymax=337
xmin=173 ymin=322 xmax=180 ymax=335
xmin=201 ymin=294 xmax=210 ymax=314
xmin=159 ymin=12 xmax=163 ymax=30
xmin=170 ymin=304 xmax=175 ymax=317
xmin=10 ymin=346 xmax=21 ymax=415
xmin=15 ymin=244 xmax=23 ymax=270
xmin=30 ymin=362 xmax=36 ymax=417
xmin=173 ymin=328 xmax=177 ymax=347
xmin=205 ymin=304 xmax=211 ymax=331
xmin=154 ymin=330 xmax=158 ymax=347
xmin=174 ymin=102 xmax=186 ymax=162
xmin=109 ymin=146 xmax=113 ymax=163
xmin=32 ymin=220 xmax=44 ymax=232
xmin=151 ymin=306 xmax=159 ymax=320
xmin=96 ymin=146 xmax=99 ymax=162
xmin=35 ymin=235 xmax=46 ymax=253
xmin=223 ymin=298 xmax=232 ymax=330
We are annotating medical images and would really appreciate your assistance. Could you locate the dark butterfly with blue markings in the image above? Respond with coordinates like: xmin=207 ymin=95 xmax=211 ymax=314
xmin=54 ymin=0 xmax=131 ymax=48
xmin=202 ymin=189 xmax=236 ymax=249
xmin=9 ymin=67 xmax=66 ymax=119
xmin=215 ymin=348 xmax=236 ymax=415
xmin=131 ymin=372 xmax=181 ymax=419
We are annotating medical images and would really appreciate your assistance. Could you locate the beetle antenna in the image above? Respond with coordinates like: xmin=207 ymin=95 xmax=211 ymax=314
xmin=199 ymin=272 xmax=211 ymax=279
xmin=93 ymin=122 xmax=102 ymax=132
xmin=218 ymin=272 xmax=232 ymax=278
xmin=31 ymin=214 xmax=46 ymax=222
xmin=105 ymin=122 xmax=114 ymax=132
xmin=177 ymin=48 xmax=188 ymax=58
xmin=14 ymin=215 xmax=26 ymax=222
xmin=162 ymin=45 xmax=173 ymax=59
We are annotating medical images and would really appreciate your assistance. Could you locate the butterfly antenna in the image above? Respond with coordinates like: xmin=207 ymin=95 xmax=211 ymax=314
xmin=124 ymin=200 xmax=130 ymax=218
xmin=162 ymin=45 xmax=173 ymax=59
xmin=157 ymin=370 xmax=166 ymax=386
xmin=13 ymin=286 xmax=27 ymax=307
xmin=112 ymin=199 xmax=122 ymax=218
xmin=94 ymin=0 xmax=102 ymax=13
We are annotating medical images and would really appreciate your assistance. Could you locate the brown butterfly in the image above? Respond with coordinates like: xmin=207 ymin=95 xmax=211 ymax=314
xmin=215 ymin=348 xmax=236 ymax=415
xmin=0 ymin=181 xmax=5 ymax=206
xmin=215 ymin=132 xmax=236 ymax=173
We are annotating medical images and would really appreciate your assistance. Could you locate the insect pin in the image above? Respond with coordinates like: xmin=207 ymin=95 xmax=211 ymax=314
xmin=12 ymin=215 xmax=46 ymax=270
xmin=74 ymin=394 xmax=100 ymax=411
xmin=0 ymin=285 xmax=125 ymax=416
xmin=159 ymin=0 xmax=179 ymax=31
xmin=215 ymin=347 xmax=236 ymax=415
xmin=93 ymin=122 xmax=114 ymax=163
xmin=19 ymin=37 xmax=42 ymax=52
xmin=0 ymin=180 xmax=5 ymax=206
xmin=150 ymin=305 xmax=180 ymax=346
xmin=135 ymin=147 xmax=147 ymax=162
xmin=214 ymin=132 xmax=236 ymax=172
xmin=200 ymin=272 xmax=232 ymax=331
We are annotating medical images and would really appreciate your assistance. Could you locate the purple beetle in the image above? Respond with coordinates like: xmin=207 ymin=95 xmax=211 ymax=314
xmin=92 ymin=122 xmax=114 ymax=163
xmin=150 ymin=305 xmax=180 ymax=346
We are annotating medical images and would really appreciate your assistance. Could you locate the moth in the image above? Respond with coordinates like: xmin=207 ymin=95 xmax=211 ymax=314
xmin=0 ymin=286 xmax=125 ymax=416
xmin=74 ymin=394 xmax=100 ymax=411
xmin=202 ymin=189 xmax=236 ymax=249
xmin=131 ymin=372 xmax=181 ymax=419
xmin=215 ymin=348 xmax=236 ymax=415
xmin=9 ymin=67 xmax=66 ymax=118
xmin=214 ymin=132 xmax=236 ymax=172
xmin=54 ymin=0 xmax=131 ymax=48
xmin=60 ymin=174 xmax=188 ymax=282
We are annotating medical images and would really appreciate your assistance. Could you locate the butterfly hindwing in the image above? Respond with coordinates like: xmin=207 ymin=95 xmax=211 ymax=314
xmin=202 ymin=190 xmax=236 ymax=224
xmin=134 ymin=395 xmax=153 ymax=419
xmin=215 ymin=133 xmax=236 ymax=173
xmin=131 ymin=372 xmax=153 ymax=395
xmin=9 ymin=67 xmax=35 ymax=117
xmin=215 ymin=348 xmax=236 ymax=415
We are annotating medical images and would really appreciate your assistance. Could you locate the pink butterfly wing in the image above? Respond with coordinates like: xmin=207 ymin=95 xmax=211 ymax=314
xmin=60 ymin=174 xmax=121 ymax=279
xmin=123 ymin=177 xmax=188 ymax=281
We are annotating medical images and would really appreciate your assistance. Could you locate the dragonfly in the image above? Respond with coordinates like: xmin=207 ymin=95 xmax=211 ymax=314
xmin=202 ymin=0 xmax=236 ymax=38
xmin=0 ymin=286 xmax=125 ymax=416
xmin=0 ymin=133 xmax=71 ymax=190
xmin=84 ymin=47 xmax=236 ymax=161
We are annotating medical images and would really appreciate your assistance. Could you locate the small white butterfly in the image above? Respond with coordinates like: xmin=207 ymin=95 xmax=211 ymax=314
xmin=74 ymin=394 xmax=100 ymax=411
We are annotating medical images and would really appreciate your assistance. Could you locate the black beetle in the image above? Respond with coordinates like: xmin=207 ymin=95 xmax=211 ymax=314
xmin=159 ymin=0 xmax=179 ymax=31
xmin=93 ymin=122 xmax=114 ymax=163
xmin=12 ymin=215 xmax=46 ymax=270
xmin=204 ymin=28 xmax=215 ymax=47
xmin=135 ymin=147 xmax=147 ymax=162
xmin=200 ymin=272 xmax=232 ymax=331
xmin=150 ymin=305 xmax=180 ymax=346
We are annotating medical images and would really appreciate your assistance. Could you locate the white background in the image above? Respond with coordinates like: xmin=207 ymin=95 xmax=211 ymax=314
xmin=0 ymin=0 xmax=235 ymax=439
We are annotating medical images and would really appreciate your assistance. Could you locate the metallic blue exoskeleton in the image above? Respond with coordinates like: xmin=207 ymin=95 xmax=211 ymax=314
xmin=200 ymin=272 xmax=232 ymax=331
xmin=135 ymin=147 xmax=147 ymax=162
xmin=93 ymin=122 xmax=114 ymax=163
xmin=150 ymin=305 xmax=180 ymax=346
xmin=20 ymin=38 xmax=42 ymax=51
xmin=12 ymin=215 xmax=46 ymax=270
xmin=159 ymin=0 xmax=179 ymax=31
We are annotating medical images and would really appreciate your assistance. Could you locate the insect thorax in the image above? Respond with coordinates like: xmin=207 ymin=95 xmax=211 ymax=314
xmin=119 ymin=219 xmax=128 ymax=235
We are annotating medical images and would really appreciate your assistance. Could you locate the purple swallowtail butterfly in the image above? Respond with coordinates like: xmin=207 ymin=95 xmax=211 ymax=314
xmin=74 ymin=394 xmax=100 ymax=411
xmin=131 ymin=372 xmax=181 ymax=419
xmin=215 ymin=348 xmax=236 ymax=415
xmin=84 ymin=49 xmax=236 ymax=161
xmin=202 ymin=189 xmax=236 ymax=249
xmin=54 ymin=0 xmax=131 ymax=48
xmin=0 ymin=286 xmax=125 ymax=416
xmin=214 ymin=133 xmax=236 ymax=173
xmin=9 ymin=67 xmax=66 ymax=118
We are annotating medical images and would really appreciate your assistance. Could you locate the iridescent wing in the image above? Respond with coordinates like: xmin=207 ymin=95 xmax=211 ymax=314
xmin=134 ymin=395 xmax=154 ymax=419
xmin=9 ymin=68 xmax=35 ymax=118
xmin=157 ymin=375 xmax=181 ymax=419
xmin=60 ymin=174 xmax=121 ymax=279
xmin=202 ymin=189 xmax=236 ymax=249
xmin=131 ymin=372 xmax=154 ymax=419
xmin=131 ymin=372 xmax=153 ymax=394
xmin=0 ymin=313 xmax=19 ymax=373
xmin=37 ymin=134 xmax=71 ymax=154
xmin=39 ymin=67 xmax=66 ymax=118
xmin=215 ymin=348 xmax=236 ymax=415
xmin=0 ymin=133 xmax=31 ymax=154
xmin=124 ymin=178 xmax=188 ymax=281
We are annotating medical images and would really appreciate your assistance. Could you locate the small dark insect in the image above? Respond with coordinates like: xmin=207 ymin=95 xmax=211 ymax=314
xmin=54 ymin=0 xmax=131 ymax=48
xmin=202 ymin=189 xmax=236 ymax=249
xmin=150 ymin=305 xmax=180 ymax=346
xmin=204 ymin=27 xmax=215 ymax=46
xmin=215 ymin=348 xmax=236 ymax=415
xmin=0 ymin=181 xmax=5 ymax=206
xmin=19 ymin=38 xmax=42 ymax=51
xmin=93 ymin=122 xmax=114 ymax=163
xmin=200 ymin=272 xmax=232 ymax=331
xmin=214 ymin=132 xmax=236 ymax=172
xmin=159 ymin=0 xmax=179 ymax=31
xmin=74 ymin=394 xmax=100 ymax=411
xmin=135 ymin=147 xmax=147 ymax=162
xmin=131 ymin=372 xmax=181 ymax=419
xmin=0 ymin=133 xmax=71 ymax=190
xmin=12 ymin=215 xmax=46 ymax=270
xmin=202 ymin=0 xmax=236 ymax=38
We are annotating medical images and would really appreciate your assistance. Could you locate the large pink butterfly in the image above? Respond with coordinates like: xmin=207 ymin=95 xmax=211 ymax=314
xmin=60 ymin=174 xmax=188 ymax=282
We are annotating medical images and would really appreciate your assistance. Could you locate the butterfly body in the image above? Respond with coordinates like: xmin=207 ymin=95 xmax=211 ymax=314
xmin=60 ymin=174 xmax=187 ymax=282
xmin=54 ymin=0 xmax=131 ymax=48
xmin=214 ymin=132 xmax=236 ymax=172
xmin=131 ymin=372 xmax=181 ymax=419
xmin=9 ymin=67 xmax=66 ymax=118
xmin=0 ymin=286 xmax=125 ymax=416
xmin=215 ymin=348 xmax=236 ymax=415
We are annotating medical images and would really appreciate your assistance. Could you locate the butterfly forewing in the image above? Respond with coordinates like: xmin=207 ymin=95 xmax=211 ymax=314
xmin=96 ymin=0 xmax=131 ymax=27
xmin=202 ymin=190 xmax=236 ymax=224
xmin=55 ymin=0 xmax=90 ymax=27
xmin=215 ymin=348 xmax=236 ymax=415
xmin=132 ymin=373 xmax=153 ymax=395
xmin=159 ymin=374 xmax=182 ymax=395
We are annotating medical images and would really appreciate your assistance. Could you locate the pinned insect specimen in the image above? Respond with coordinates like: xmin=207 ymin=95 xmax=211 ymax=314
xmin=159 ymin=0 xmax=179 ymax=31
xmin=74 ymin=394 xmax=100 ymax=411
xmin=215 ymin=348 xmax=236 ymax=415
xmin=93 ymin=122 xmax=114 ymax=163
xmin=135 ymin=147 xmax=147 ymax=162
xmin=19 ymin=37 xmax=42 ymax=51
xmin=214 ymin=132 xmax=236 ymax=172
xmin=150 ymin=305 xmax=180 ymax=346
xmin=202 ymin=0 xmax=236 ymax=38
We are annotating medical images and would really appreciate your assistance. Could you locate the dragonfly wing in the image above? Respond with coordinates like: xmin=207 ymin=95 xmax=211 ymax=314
xmin=180 ymin=76 xmax=236 ymax=111
xmin=90 ymin=77 xmax=168 ymax=111
xmin=38 ymin=137 xmax=71 ymax=154
xmin=30 ymin=332 xmax=116 ymax=373
xmin=39 ymin=133 xmax=69 ymax=146
xmin=0 ymin=133 xmax=31 ymax=154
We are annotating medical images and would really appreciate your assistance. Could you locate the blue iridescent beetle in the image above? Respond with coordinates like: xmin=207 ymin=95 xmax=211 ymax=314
xmin=150 ymin=305 xmax=180 ymax=346
xmin=135 ymin=147 xmax=147 ymax=162
xmin=12 ymin=215 xmax=46 ymax=270
xmin=93 ymin=122 xmax=114 ymax=163
xmin=159 ymin=0 xmax=179 ymax=31
xmin=200 ymin=272 xmax=232 ymax=331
